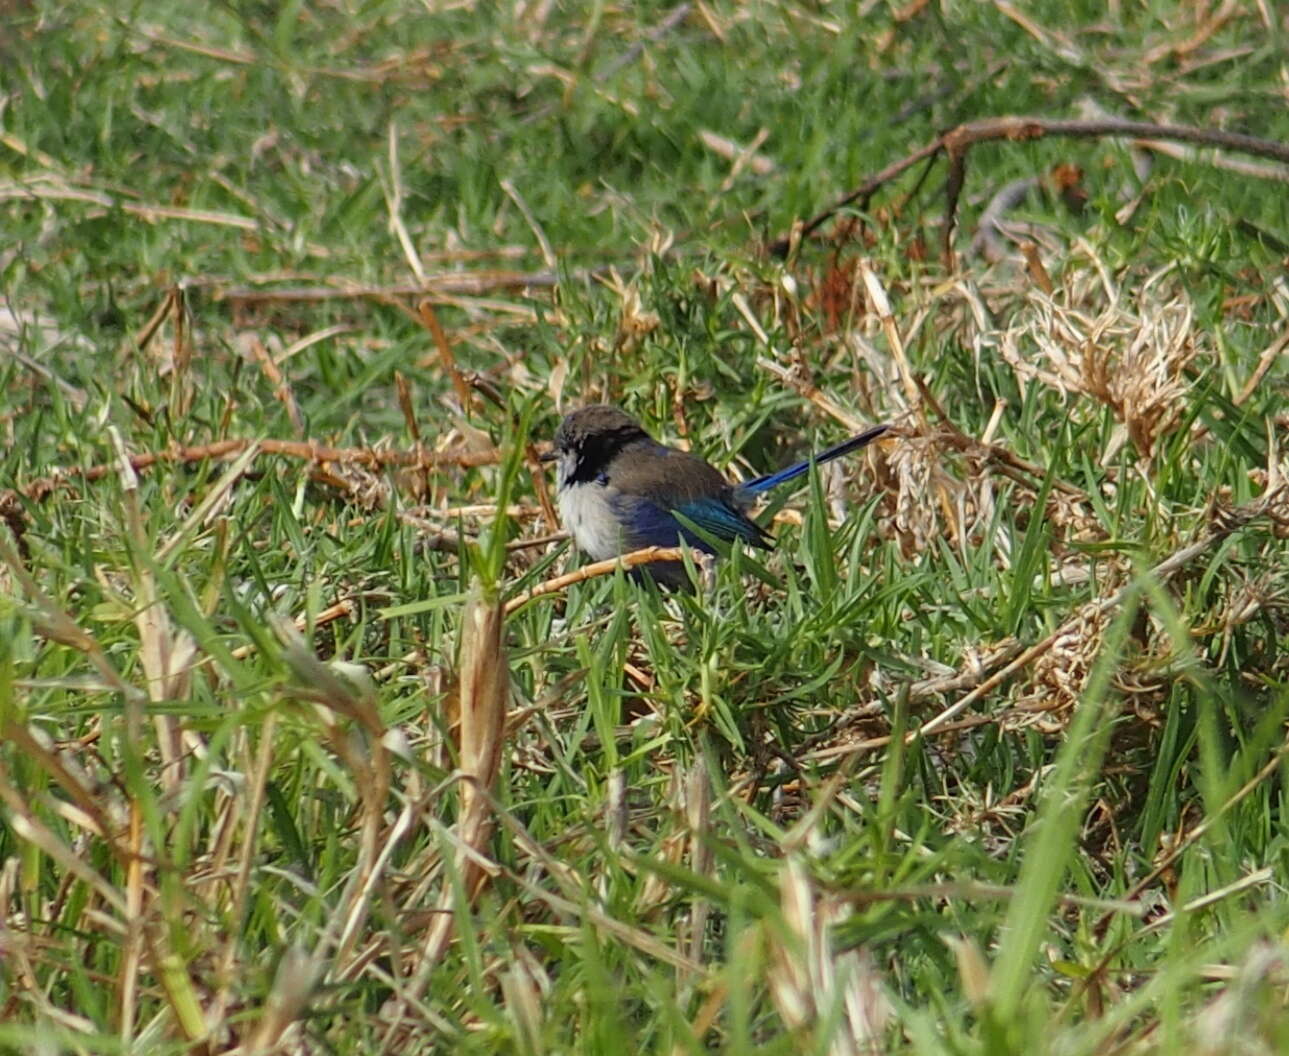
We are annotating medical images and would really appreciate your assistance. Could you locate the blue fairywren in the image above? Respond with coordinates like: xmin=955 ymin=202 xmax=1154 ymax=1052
xmin=544 ymin=405 xmax=888 ymax=587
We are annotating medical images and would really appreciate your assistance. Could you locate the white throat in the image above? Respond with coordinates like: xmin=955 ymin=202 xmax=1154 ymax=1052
xmin=557 ymin=481 xmax=624 ymax=561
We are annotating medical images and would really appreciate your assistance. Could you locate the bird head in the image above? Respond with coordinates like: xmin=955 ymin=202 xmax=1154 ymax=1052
xmin=545 ymin=405 xmax=650 ymax=488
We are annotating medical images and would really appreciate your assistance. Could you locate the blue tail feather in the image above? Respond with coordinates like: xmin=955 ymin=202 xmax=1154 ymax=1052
xmin=739 ymin=424 xmax=888 ymax=496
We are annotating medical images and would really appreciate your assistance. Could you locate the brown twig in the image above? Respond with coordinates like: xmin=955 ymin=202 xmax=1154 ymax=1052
xmin=21 ymin=438 xmax=528 ymax=499
xmin=417 ymin=300 xmax=475 ymax=410
xmin=504 ymin=546 xmax=697 ymax=615
xmin=768 ymin=116 xmax=1289 ymax=265
xmin=246 ymin=337 xmax=305 ymax=435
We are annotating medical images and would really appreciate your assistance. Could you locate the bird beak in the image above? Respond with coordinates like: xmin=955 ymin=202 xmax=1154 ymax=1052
xmin=538 ymin=450 xmax=557 ymax=463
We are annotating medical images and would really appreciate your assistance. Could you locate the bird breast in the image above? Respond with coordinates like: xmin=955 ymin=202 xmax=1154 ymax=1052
xmin=557 ymin=481 xmax=626 ymax=561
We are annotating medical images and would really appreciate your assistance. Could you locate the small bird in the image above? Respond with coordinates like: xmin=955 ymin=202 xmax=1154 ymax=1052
xmin=544 ymin=405 xmax=888 ymax=587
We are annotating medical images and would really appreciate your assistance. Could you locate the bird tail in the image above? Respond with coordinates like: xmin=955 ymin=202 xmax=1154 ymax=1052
xmin=739 ymin=423 xmax=889 ymax=495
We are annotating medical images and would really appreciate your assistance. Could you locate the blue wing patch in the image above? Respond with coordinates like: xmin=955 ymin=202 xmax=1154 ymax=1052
xmin=673 ymin=497 xmax=772 ymax=549
xmin=615 ymin=494 xmax=771 ymax=552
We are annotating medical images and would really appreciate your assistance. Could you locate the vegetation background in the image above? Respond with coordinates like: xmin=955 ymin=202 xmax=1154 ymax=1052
xmin=2 ymin=1 xmax=1288 ymax=1052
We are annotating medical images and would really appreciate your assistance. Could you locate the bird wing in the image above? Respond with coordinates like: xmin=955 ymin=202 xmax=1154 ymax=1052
xmin=609 ymin=446 xmax=773 ymax=551
xmin=670 ymin=495 xmax=774 ymax=550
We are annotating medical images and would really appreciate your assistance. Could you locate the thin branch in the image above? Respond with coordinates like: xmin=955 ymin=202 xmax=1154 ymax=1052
xmin=769 ymin=116 xmax=1289 ymax=262
xmin=504 ymin=546 xmax=698 ymax=614
xmin=22 ymin=438 xmax=526 ymax=498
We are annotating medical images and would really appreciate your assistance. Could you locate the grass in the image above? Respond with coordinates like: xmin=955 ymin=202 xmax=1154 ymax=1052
xmin=2 ymin=1 xmax=1289 ymax=1052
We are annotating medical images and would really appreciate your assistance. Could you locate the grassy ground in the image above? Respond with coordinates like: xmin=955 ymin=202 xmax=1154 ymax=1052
xmin=2 ymin=1 xmax=1289 ymax=1052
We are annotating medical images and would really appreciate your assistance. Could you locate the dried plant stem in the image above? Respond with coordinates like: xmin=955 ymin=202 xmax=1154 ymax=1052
xmin=417 ymin=591 xmax=507 ymax=971
xmin=1235 ymin=328 xmax=1289 ymax=407
xmin=209 ymin=712 xmax=278 ymax=1026
xmin=1067 ymin=738 xmax=1289 ymax=1015
xmin=417 ymin=300 xmax=474 ymax=410
xmin=1113 ymin=739 xmax=1289 ymax=921
xmin=754 ymin=357 xmax=874 ymax=434
xmin=214 ymin=271 xmax=571 ymax=302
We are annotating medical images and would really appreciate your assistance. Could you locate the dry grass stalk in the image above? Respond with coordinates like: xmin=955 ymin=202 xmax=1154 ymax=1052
xmin=635 ymin=769 xmax=689 ymax=918
xmin=0 ymin=485 xmax=216 ymax=1043
xmin=228 ymin=596 xmax=354 ymax=662
xmin=465 ymin=781 xmax=704 ymax=974
xmin=755 ymin=355 xmax=874 ymax=435
xmin=1067 ymin=740 xmax=1289 ymax=1020
xmin=943 ymin=934 xmax=991 ymax=1008
xmin=767 ymin=859 xmax=890 ymax=1055
xmin=1235 ymin=328 xmax=1289 ymax=407
xmin=273 ymin=622 xmax=396 ymax=1012
xmin=500 ymin=955 xmax=547 ymax=1055
xmin=168 ymin=286 xmax=195 ymax=421
xmin=885 ymin=430 xmax=967 ymax=556
xmin=417 ymin=299 xmax=474 ymax=410
xmin=500 ymin=177 xmax=558 ymax=269
xmin=209 ymin=711 xmax=280 ymax=1034
xmin=419 ymin=588 xmax=508 ymax=967
xmin=0 ymin=532 xmax=142 ymax=704
xmin=1192 ymin=941 xmax=1289 ymax=1056
xmin=244 ymin=945 xmax=319 ymax=1054
xmin=597 ymin=269 xmax=662 ymax=354
xmin=114 ymin=425 xmax=164 ymax=1036
xmin=684 ymin=762 xmax=713 ymax=972
xmin=698 ymin=128 xmax=777 ymax=180
xmin=214 ymin=270 xmax=567 ymax=303
xmin=244 ymin=333 xmax=305 ymax=435
xmin=455 ymin=593 xmax=507 ymax=901
xmin=114 ymin=426 xmax=207 ymax=795
xmin=858 ymin=259 xmax=922 ymax=420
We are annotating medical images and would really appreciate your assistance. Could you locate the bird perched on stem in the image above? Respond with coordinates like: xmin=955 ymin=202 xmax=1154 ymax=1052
xmin=543 ymin=405 xmax=888 ymax=588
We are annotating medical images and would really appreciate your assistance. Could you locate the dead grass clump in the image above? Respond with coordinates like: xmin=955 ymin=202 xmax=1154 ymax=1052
xmin=990 ymin=269 xmax=1204 ymax=460
xmin=1022 ymin=599 xmax=1115 ymax=723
